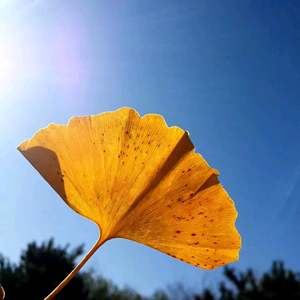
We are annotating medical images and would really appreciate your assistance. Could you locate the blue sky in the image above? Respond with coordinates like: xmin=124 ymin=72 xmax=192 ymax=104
xmin=0 ymin=0 xmax=300 ymax=297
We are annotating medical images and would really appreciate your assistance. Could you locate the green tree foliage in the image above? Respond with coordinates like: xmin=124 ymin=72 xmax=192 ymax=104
xmin=0 ymin=238 xmax=88 ymax=300
xmin=0 ymin=238 xmax=147 ymax=300
xmin=219 ymin=261 xmax=300 ymax=300
xmin=0 ymin=254 xmax=24 ymax=299
xmin=1 ymin=239 xmax=300 ymax=300
xmin=194 ymin=288 xmax=216 ymax=300
xmin=83 ymin=271 xmax=145 ymax=300
xmin=150 ymin=290 xmax=169 ymax=300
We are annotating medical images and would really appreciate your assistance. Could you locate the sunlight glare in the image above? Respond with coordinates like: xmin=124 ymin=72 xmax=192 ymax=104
xmin=0 ymin=0 xmax=11 ymax=9
xmin=0 ymin=30 xmax=17 ymax=90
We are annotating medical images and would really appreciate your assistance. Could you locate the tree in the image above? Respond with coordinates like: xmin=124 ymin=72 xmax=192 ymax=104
xmin=219 ymin=261 xmax=300 ymax=300
xmin=0 ymin=254 xmax=25 ymax=299
xmin=0 ymin=238 xmax=149 ymax=300
xmin=194 ymin=288 xmax=216 ymax=300
xmin=150 ymin=290 xmax=169 ymax=300
xmin=0 ymin=238 xmax=88 ymax=300
xmin=83 ymin=270 xmax=145 ymax=300
xmin=2 ymin=239 xmax=300 ymax=300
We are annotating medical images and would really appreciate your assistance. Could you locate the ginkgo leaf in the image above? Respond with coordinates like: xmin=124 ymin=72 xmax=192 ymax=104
xmin=18 ymin=107 xmax=241 ymax=299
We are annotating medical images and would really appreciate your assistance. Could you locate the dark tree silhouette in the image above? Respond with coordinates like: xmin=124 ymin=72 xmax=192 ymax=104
xmin=0 ymin=238 xmax=88 ymax=300
xmin=0 ymin=254 xmax=25 ymax=299
xmin=0 ymin=238 xmax=147 ymax=300
xmin=150 ymin=290 xmax=169 ymax=300
xmin=162 ymin=261 xmax=300 ymax=300
xmin=83 ymin=271 xmax=145 ymax=300
xmin=219 ymin=261 xmax=300 ymax=300
xmin=194 ymin=288 xmax=216 ymax=300
xmin=1 ymin=239 xmax=300 ymax=300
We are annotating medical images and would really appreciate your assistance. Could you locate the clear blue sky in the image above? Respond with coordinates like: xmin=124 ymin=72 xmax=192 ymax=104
xmin=1 ymin=0 xmax=300 ymax=297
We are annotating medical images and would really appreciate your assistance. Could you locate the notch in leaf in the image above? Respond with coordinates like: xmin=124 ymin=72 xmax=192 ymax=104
xmin=18 ymin=107 xmax=241 ymax=299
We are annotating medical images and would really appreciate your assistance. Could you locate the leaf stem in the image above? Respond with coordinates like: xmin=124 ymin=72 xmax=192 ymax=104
xmin=44 ymin=234 xmax=105 ymax=300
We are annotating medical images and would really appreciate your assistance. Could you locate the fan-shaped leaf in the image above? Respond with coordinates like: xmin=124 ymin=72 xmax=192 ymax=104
xmin=18 ymin=107 xmax=240 ymax=272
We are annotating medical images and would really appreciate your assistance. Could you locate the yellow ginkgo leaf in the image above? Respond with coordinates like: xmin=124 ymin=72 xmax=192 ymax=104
xmin=18 ymin=107 xmax=241 ymax=299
